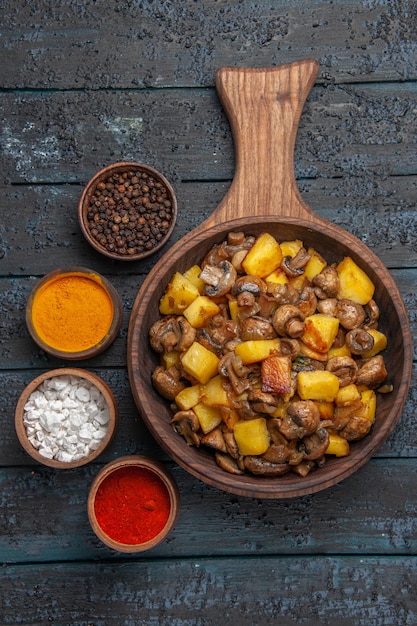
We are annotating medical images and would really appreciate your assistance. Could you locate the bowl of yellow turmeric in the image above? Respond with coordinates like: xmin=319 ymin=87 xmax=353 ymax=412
xmin=26 ymin=267 xmax=123 ymax=360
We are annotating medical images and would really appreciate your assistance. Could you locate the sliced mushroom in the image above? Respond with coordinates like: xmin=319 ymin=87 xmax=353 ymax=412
xmin=346 ymin=328 xmax=375 ymax=355
xmin=279 ymin=400 xmax=320 ymax=439
xmin=312 ymin=265 xmax=340 ymax=298
xmin=223 ymin=430 xmax=240 ymax=459
xmin=215 ymin=451 xmax=245 ymax=475
xmin=244 ymin=455 xmax=291 ymax=476
xmin=272 ymin=304 xmax=305 ymax=338
xmin=218 ymin=352 xmax=251 ymax=395
xmin=266 ymin=282 xmax=299 ymax=305
xmin=171 ymin=410 xmax=201 ymax=446
xmin=299 ymin=427 xmax=330 ymax=460
xmin=201 ymin=426 xmax=227 ymax=452
xmin=200 ymin=260 xmax=237 ymax=297
xmin=326 ymin=356 xmax=358 ymax=387
xmin=291 ymin=459 xmax=316 ymax=477
xmin=201 ymin=242 xmax=229 ymax=267
xmin=332 ymin=400 xmax=364 ymax=430
xmin=363 ymin=299 xmax=380 ymax=329
xmin=336 ymin=299 xmax=366 ymax=330
xmin=231 ymin=275 xmax=267 ymax=297
xmin=247 ymin=388 xmax=279 ymax=415
xmin=281 ymin=247 xmax=311 ymax=277
xmin=152 ymin=365 xmax=186 ymax=400
xmin=262 ymin=442 xmax=290 ymax=464
xmin=356 ymin=355 xmax=388 ymax=388
xmin=280 ymin=338 xmax=301 ymax=360
xmin=149 ymin=315 xmax=196 ymax=353
xmin=298 ymin=286 xmax=318 ymax=318
xmin=239 ymin=316 xmax=277 ymax=341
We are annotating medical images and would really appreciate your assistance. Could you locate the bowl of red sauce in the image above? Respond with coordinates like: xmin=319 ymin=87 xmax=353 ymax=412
xmin=87 ymin=455 xmax=180 ymax=552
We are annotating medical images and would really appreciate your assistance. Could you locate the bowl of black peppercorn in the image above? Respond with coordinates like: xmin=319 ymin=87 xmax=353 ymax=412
xmin=78 ymin=162 xmax=178 ymax=261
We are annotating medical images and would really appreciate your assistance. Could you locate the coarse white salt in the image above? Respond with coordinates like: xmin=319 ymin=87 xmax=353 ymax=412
xmin=23 ymin=375 xmax=110 ymax=463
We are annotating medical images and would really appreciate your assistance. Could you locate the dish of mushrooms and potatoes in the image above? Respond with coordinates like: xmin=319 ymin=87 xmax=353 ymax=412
xmin=149 ymin=231 xmax=390 ymax=478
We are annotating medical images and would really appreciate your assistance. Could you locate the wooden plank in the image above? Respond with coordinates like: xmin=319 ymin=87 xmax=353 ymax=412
xmin=1 ymin=459 xmax=417 ymax=564
xmin=1 ymin=557 xmax=417 ymax=625
xmin=0 ymin=178 xmax=416 ymax=278
xmin=1 ymin=84 xmax=417 ymax=185
xmin=1 ymin=1 xmax=417 ymax=88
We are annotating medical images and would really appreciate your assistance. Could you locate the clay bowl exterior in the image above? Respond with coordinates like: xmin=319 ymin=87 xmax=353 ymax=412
xmin=87 ymin=455 xmax=180 ymax=553
xmin=26 ymin=267 xmax=123 ymax=360
xmin=15 ymin=368 xmax=118 ymax=469
xmin=128 ymin=218 xmax=412 ymax=499
xmin=78 ymin=161 xmax=177 ymax=261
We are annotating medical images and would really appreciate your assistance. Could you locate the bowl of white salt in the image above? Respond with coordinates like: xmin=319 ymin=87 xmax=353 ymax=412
xmin=15 ymin=368 xmax=118 ymax=468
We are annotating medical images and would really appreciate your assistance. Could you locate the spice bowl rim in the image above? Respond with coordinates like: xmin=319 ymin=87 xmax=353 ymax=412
xmin=26 ymin=266 xmax=123 ymax=360
xmin=15 ymin=367 xmax=118 ymax=469
xmin=87 ymin=454 xmax=180 ymax=553
xmin=78 ymin=161 xmax=178 ymax=262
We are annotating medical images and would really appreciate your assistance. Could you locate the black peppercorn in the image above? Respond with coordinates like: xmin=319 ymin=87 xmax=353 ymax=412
xmin=84 ymin=168 xmax=175 ymax=258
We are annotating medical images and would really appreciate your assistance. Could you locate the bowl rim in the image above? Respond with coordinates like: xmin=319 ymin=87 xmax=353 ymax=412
xmin=15 ymin=367 xmax=118 ymax=469
xmin=26 ymin=266 xmax=123 ymax=360
xmin=87 ymin=454 xmax=180 ymax=552
xmin=127 ymin=216 xmax=413 ymax=499
xmin=78 ymin=161 xmax=178 ymax=261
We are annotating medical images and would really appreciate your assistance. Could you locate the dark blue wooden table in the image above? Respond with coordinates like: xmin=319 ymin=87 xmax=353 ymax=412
xmin=1 ymin=2 xmax=416 ymax=624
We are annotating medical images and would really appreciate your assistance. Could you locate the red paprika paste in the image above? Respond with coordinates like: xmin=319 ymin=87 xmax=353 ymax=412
xmin=94 ymin=466 xmax=171 ymax=545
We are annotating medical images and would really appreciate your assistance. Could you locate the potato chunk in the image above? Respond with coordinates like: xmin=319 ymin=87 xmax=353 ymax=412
xmin=242 ymin=232 xmax=283 ymax=277
xmin=200 ymin=375 xmax=232 ymax=408
xmin=233 ymin=418 xmax=270 ymax=456
xmin=193 ymin=403 xmax=222 ymax=434
xmin=183 ymin=295 xmax=220 ymax=328
xmin=234 ymin=338 xmax=281 ymax=364
xmin=297 ymin=370 xmax=340 ymax=402
xmin=326 ymin=433 xmax=350 ymax=457
xmin=159 ymin=272 xmax=199 ymax=315
xmin=301 ymin=313 xmax=340 ymax=353
xmin=175 ymin=383 xmax=201 ymax=410
xmin=181 ymin=342 xmax=219 ymax=384
xmin=337 ymin=256 xmax=375 ymax=305
xmin=261 ymin=355 xmax=292 ymax=394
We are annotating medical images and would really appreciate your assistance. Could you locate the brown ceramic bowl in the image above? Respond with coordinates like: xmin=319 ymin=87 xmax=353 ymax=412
xmin=26 ymin=267 xmax=123 ymax=360
xmin=15 ymin=368 xmax=118 ymax=469
xmin=78 ymin=161 xmax=177 ymax=261
xmin=87 ymin=455 xmax=180 ymax=553
xmin=127 ymin=62 xmax=413 ymax=499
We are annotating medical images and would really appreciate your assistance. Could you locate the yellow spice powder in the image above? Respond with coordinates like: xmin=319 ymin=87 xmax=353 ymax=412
xmin=31 ymin=273 xmax=114 ymax=353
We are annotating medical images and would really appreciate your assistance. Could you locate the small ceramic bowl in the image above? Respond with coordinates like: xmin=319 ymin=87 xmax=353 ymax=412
xmin=87 ymin=455 xmax=180 ymax=553
xmin=15 ymin=368 xmax=118 ymax=469
xmin=78 ymin=162 xmax=178 ymax=261
xmin=26 ymin=267 xmax=123 ymax=360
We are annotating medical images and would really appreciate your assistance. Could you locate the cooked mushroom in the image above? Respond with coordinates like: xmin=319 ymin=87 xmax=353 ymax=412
xmin=149 ymin=315 xmax=196 ymax=353
xmin=218 ymin=352 xmax=251 ymax=395
xmin=171 ymin=410 xmax=201 ymax=446
xmin=363 ymin=299 xmax=380 ymax=329
xmin=280 ymin=338 xmax=301 ymax=359
xmin=272 ymin=304 xmax=305 ymax=338
xmin=345 ymin=328 xmax=375 ymax=355
xmin=197 ymin=314 xmax=239 ymax=356
xmin=279 ymin=400 xmax=320 ymax=439
xmin=215 ymin=451 xmax=245 ymax=475
xmin=231 ymin=275 xmax=267 ymax=297
xmin=247 ymin=388 xmax=278 ymax=415
xmin=312 ymin=265 xmax=340 ymax=298
xmin=266 ymin=282 xmax=299 ymax=304
xmin=317 ymin=298 xmax=338 ymax=317
xmin=152 ymin=365 xmax=186 ymax=400
xmin=291 ymin=459 xmax=316 ymax=477
xmin=326 ymin=356 xmax=358 ymax=387
xmin=201 ymin=241 xmax=229 ymax=267
xmin=339 ymin=415 xmax=372 ymax=441
xmin=356 ymin=355 xmax=388 ymax=388
xmin=299 ymin=427 xmax=330 ymax=460
xmin=336 ymin=299 xmax=366 ymax=330
xmin=281 ymin=247 xmax=311 ymax=277
xmin=244 ymin=455 xmax=291 ymax=476
xmin=332 ymin=401 xmax=364 ymax=430
xmin=223 ymin=430 xmax=240 ymax=459
xmin=239 ymin=316 xmax=277 ymax=341
xmin=200 ymin=260 xmax=237 ymax=297
xmin=201 ymin=426 xmax=227 ymax=452
xmin=298 ymin=286 xmax=318 ymax=317
xmin=263 ymin=442 xmax=290 ymax=464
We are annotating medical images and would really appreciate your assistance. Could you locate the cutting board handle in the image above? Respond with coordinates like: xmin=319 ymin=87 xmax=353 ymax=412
xmin=202 ymin=60 xmax=320 ymax=229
